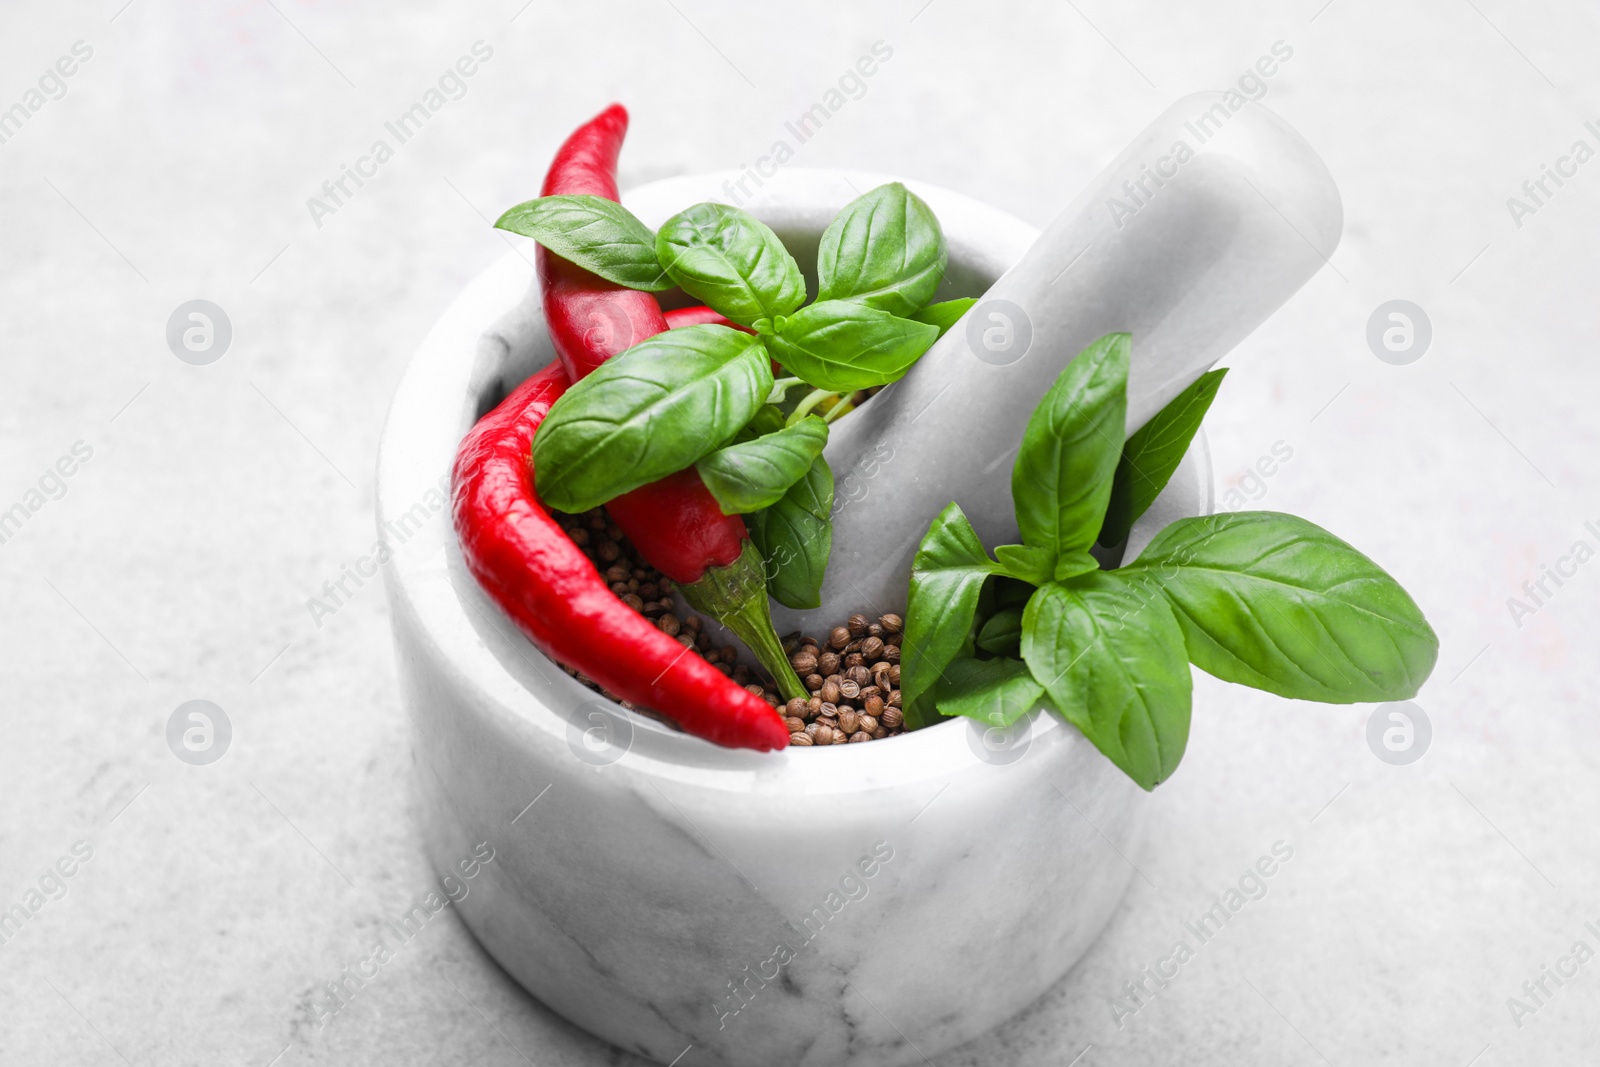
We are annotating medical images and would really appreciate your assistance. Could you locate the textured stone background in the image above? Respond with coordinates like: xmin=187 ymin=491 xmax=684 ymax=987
xmin=2 ymin=1 xmax=1597 ymax=1064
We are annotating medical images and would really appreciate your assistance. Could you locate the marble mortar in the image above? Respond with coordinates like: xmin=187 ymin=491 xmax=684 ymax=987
xmin=377 ymin=169 xmax=1213 ymax=1067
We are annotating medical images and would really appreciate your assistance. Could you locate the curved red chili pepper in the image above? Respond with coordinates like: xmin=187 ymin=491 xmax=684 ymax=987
xmin=533 ymin=105 xmax=806 ymax=704
xmin=451 ymin=362 xmax=790 ymax=751
xmin=536 ymin=106 xmax=748 ymax=584
xmin=537 ymin=104 xmax=671 ymax=379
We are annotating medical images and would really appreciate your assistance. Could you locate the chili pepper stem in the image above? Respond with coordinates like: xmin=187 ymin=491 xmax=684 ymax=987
xmin=680 ymin=541 xmax=809 ymax=702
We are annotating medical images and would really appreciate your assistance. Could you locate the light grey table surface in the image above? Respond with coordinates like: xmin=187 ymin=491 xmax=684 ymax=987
xmin=2 ymin=2 xmax=1596 ymax=1064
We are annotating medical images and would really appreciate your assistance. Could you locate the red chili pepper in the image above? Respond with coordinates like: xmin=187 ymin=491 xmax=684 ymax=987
xmin=536 ymin=104 xmax=668 ymax=377
xmin=534 ymin=105 xmax=806 ymax=704
xmin=451 ymin=361 xmax=791 ymax=751
xmin=663 ymin=305 xmax=745 ymax=331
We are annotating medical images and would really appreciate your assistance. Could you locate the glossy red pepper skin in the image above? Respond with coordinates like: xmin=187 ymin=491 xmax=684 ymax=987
xmin=602 ymin=470 xmax=743 ymax=585
xmin=663 ymin=305 xmax=745 ymax=331
xmin=537 ymin=105 xmax=747 ymax=583
xmin=537 ymin=104 xmax=669 ymax=379
xmin=451 ymin=362 xmax=790 ymax=751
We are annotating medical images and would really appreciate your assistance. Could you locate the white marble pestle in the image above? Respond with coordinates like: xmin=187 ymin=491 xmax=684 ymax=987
xmin=773 ymin=92 xmax=1343 ymax=634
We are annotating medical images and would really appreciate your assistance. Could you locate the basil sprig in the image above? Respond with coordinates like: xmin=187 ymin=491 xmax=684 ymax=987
xmin=746 ymin=456 xmax=833 ymax=609
xmin=815 ymin=182 xmax=946 ymax=317
xmin=911 ymin=297 xmax=977 ymax=337
xmin=495 ymin=195 xmax=672 ymax=291
xmin=974 ymin=606 xmax=1023 ymax=656
xmin=532 ymin=325 xmax=772 ymax=512
xmin=901 ymin=333 xmax=1439 ymax=790
xmin=1099 ymin=369 xmax=1226 ymax=547
xmin=1011 ymin=333 xmax=1128 ymax=566
xmin=900 ymin=502 xmax=999 ymax=726
xmin=1123 ymin=512 xmax=1439 ymax=703
xmin=656 ymin=203 xmax=806 ymax=329
xmin=935 ymin=657 xmax=1042 ymax=728
xmin=696 ymin=416 xmax=829 ymax=515
xmin=1021 ymin=574 xmax=1192 ymax=788
xmin=763 ymin=301 xmax=939 ymax=393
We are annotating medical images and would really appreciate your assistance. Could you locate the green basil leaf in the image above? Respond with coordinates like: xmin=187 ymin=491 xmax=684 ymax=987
xmin=494 ymin=195 xmax=671 ymax=291
xmin=655 ymin=202 xmax=805 ymax=328
xmin=1021 ymin=573 xmax=1192 ymax=791
xmin=993 ymin=544 xmax=1054 ymax=586
xmin=1013 ymin=332 xmax=1129 ymax=558
xmin=1100 ymin=369 xmax=1227 ymax=547
xmin=696 ymin=417 xmax=829 ymax=515
xmin=738 ymin=404 xmax=788 ymax=441
xmin=902 ymin=502 xmax=1000 ymax=727
xmin=765 ymin=300 xmax=939 ymax=392
xmin=911 ymin=297 xmax=977 ymax=337
xmin=1125 ymin=511 xmax=1439 ymax=703
xmin=975 ymin=607 xmax=1023 ymax=656
xmin=936 ymin=657 xmax=1044 ymax=727
xmin=1054 ymin=551 xmax=1099 ymax=581
xmin=747 ymin=455 xmax=833 ymax=610
xmin=815 ymin=183 xmax=947 ymax=317
xmin=532 ymin=325 xmax=772 ymax=512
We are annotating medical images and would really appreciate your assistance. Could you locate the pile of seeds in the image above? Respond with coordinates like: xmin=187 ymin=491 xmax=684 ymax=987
xmin=552 ymin=509 xmax=907 ymax=747
xmin=553 ymin=509 xmax=786 ymax=710
xmin=779 ymin=614 xmax=906 ymax=746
